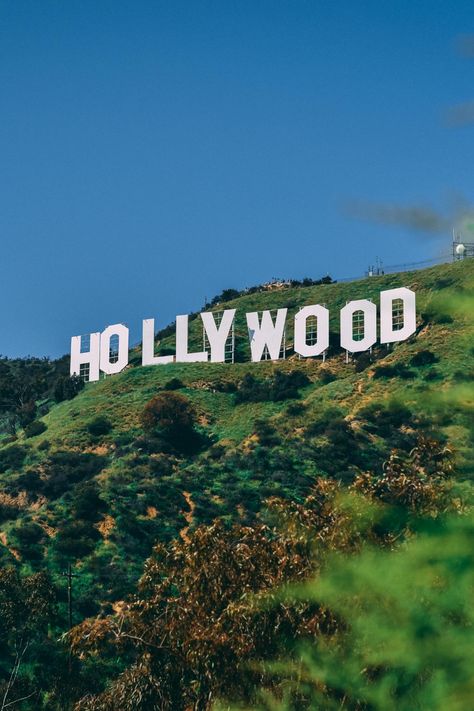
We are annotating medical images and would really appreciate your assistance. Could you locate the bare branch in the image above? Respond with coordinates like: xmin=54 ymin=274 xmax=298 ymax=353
xmin=3 ymin=691 xmax=36 ymax=710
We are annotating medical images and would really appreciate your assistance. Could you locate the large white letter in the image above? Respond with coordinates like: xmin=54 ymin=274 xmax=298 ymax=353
xmin=201 ymin=309 xmax=236 ymax=363
xmin=380 ymin=287 xmax=416 ymax=344
xmin=246 ymin=308 xmax=287 ymax=362
xmin=175 ymin=314 xmax=208 ymax=363
xmin=70 ymin=332 xmax=100 ymax=382
xmin=340 ymin=299 xmax=376 ymax=352
xmin=294 ymin=305 xmax=329 ymax=357
xmin=100 ymin=324 xmax=129 ymax=375
xmin=142 ymin=319 xmax=174 ymax=366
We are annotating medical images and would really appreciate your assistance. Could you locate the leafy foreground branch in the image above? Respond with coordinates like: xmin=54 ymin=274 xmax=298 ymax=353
xmin=230 ymin=511 xmax=474 ymax=711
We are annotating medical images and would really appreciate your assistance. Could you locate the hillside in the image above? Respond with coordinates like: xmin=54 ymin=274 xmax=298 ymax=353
xmin=0 ymin=259 xmax=472 ymax=617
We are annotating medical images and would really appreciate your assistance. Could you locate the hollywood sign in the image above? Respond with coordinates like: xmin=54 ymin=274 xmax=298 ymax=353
xmin=70 ymin=287 xmax=416 ymax=382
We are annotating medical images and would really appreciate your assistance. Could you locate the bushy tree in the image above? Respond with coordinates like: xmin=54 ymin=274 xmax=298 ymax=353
xmin=53 ymin=374 xmax=85 ymax=403
xmin=70 ymin=512 xmax=325 ymax=710
xmin=86 ymin=416 xmax=112 ymax=438
xmin=0 ymin=568 xmax=57 ymax=709
xmin=141 ymin=392 xmax=197 ymax=436
xmin=24 ymin=420 xmax=47 ymax=438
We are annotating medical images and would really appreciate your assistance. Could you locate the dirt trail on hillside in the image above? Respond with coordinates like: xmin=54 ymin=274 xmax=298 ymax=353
xmin=180 ymin=491 xmax=195 ymax=543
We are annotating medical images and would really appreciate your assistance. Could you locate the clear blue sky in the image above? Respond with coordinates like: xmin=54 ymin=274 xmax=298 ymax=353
xmin=1 ymin=0 xmax=472 ymax=357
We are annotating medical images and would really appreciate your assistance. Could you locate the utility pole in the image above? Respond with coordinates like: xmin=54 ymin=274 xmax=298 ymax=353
xmin=62 ymin=563 xmax=78 ymax=674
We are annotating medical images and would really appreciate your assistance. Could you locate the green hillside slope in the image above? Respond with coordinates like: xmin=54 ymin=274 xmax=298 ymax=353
xmin=0 ymin=259 xmax=472 ymax=615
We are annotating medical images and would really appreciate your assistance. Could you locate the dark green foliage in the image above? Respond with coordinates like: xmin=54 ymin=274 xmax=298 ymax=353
xmin=254 ymin=419 xmax=281 ymax=447
xmin=290 ymin=275 xmax=333 ymax=287
xmin=42 ymin=451 xmax=107 ymax=498
xmin=358 ymin=400 xmax=414 ymax=444
xmin=318 ymin=368 xmax=336 ymax=384
xmin=149 ymin=453 xmax=175 ymax=476
xmin=11 ymin=520 xmax=45 ymax=562
xmin=206 ymin=288 xmax=241 ymax=307
xmin=421 ymin=306 xmax=454 ymax=325
xmin=410 ymin=349 xmax=438 ymax=366
xmin=305 ymin=407 xmax=344 ymax=436
xmin=54 ymin=520 xmax=101 ymax=560
xmin=71 ymin=481 xmax=106 ymax=522
xmin=373 ymin=362 xmax=416 ymax=379
xmin=0 ymin=354 xmax=72 ymax=432
xmin=235 ymin=371 xmax=310 ymax=404
xmin=53 ymin=374 xmax=85 ymax=403
xmin=272 ymin=370 xmax=310 ymax=401
xmin=424 ymin=367 xmax=441 ymax=381
xmin=0 ymin=499 xmax=20 ymax=523
xmin=24 ymin=420 xmax=47 ymax=438
xmin=453 ymin=368 xmax=474 ymax=382
xmin=359 ymin=400 xmax=412 ymax=429
xmin=0 ymin=444 xmax=28 ymax=472
xmin=12 ymin=520 xmax=44 ymax=546
xmin=234 ymin=373 xmax=271 ymax=403
xmin=17 ymin=399 xmax=36 ymax=427
xmin=212 ymin=379 xmax=237 ymax=393
xmin=353 ymin=352 xmax=373 ymax=372
xmin=163 ymin=377 xmax=184 ymax=390
xmin=87 ymin=415 xmax=112 ymax=437
xmin=0 ymin=568 xmax=59 ymax=708
xmin=316 ymin=418 xmax=363 ymax=480
xmin=285 ymin=401 xmax=307 ymax=416
xmin=156 ymin=346 xmax=175 ymax=357
xmin=113 ymin=431 xmax=135 ymax=449
xmin=12 ymin=469 xmax=43 ymax=495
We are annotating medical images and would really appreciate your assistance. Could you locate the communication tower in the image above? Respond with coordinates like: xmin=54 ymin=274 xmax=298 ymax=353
xmin=366 ymin=257 xmax=384 ymax=277
xmin=453 ymin=218 xmax=474 ymax=260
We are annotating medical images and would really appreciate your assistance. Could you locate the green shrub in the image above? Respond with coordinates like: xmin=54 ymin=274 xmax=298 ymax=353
xmin=0 ymin=500 xmax=20 ymax=523
xmin=410 ymin=349 xmax=438 ymax=367
xmin=12 ymin=470 xmax=43 ymax=495
xmin=424 ymin=368 xmax=441 ymax=381
xmin=42 ymin=451 xmax=107 ymax=498
xmin=235 ymin=371 xmax=310 ymax=404
xmin=285 ymin=402 xmax=307 ymax=417
xmin=421 ymin=306 xmax=454 ymax=325
xmin=353 ymin=352 xmax=373 ymax=372
xmin=163 ymin=377 xmax=184 ymax=390
xmin=71 ymin=481 xmax=106 ymax=522
xmin=0 ymin=444 xmax=28 ymax=473
xmin=373 ymin=363 xmax=415 ymax=379
xmin=318 ymin=368 xmax=336 ymax=384
xmin=234 ymin=374 xmax=271 ymax=403
xmin=305 ymin=407 xmax=344 ymax=436
xmin=254 ymin=419 xmax=281 ymax=447
xmin=24 ymin=420 xmax=47 ymax=438
xmin=358 ymin=401 xmax=413 ymax=440
xmin=87 ymin=416 xmax=112 ymax=437
xmin=53 ymin=374 xmax=84 ymax=402
xmin=12 ymin=520 xmax=44 ymax=546
xmin=272 ymin=371 xmax=310 ymax=401
xmin=54 ymin=520 xmax=100 ymax=559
